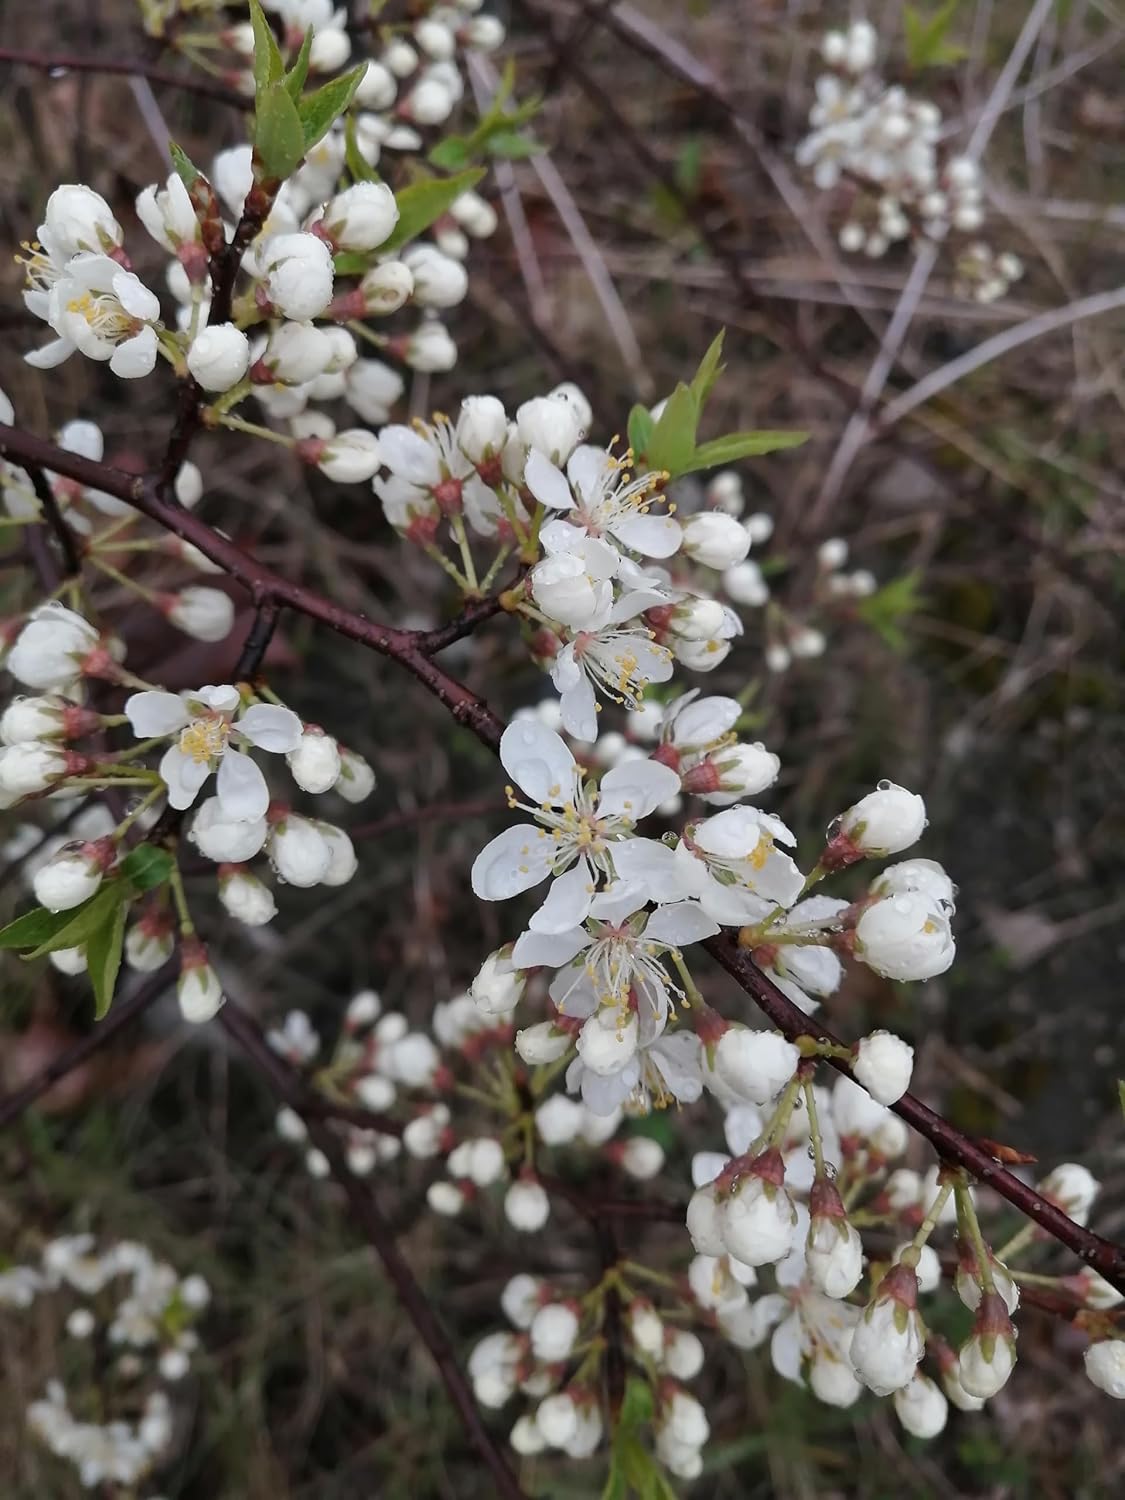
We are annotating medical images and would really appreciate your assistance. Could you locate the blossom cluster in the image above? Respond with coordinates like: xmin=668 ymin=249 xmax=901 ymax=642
xmin=797 ymin=21 xmax=1023 ymax=300
xmin=0 ymin=1234 xmax=209 ymax=1494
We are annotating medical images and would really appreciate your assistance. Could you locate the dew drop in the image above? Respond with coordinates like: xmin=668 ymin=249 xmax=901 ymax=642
xmin=877 ymin=778 xmax=892 ymax=791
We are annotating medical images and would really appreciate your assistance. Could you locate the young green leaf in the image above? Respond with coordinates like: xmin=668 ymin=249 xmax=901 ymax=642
xmin=255 ymin=82 xmax=306 ymax=180
xmin=645 ymin=383 xmax=700 ymax=477
xmin=283 ymin=26 xmax=314 ymax=101
xmin=486 ymin=131 xmax=541 ymax=160
xmin=627 ymin=403 xmax=655 ymax=461
xmin=689 ymin=429 xmax=808 ymax=470
xmin=904 ymin=0 xmax=967 ymax=71
xmin=856 ymin=571 xmax=925 ymax=653
xmin=299 ymin=65 xmax=367 ymax=152
xmin=688 ymin=330 xmax=726 ymax=410
xmin=120 ymin=844 xmax=175 ymax=895
xmin=0 ymin=905 xmax=80 ymax=951
xmin=249 ymin=0 xmax=284 ymax=96
xmin=169 ymin=141 xmax=201 ymax=190
xmin=345 ymin=114 xmax=381 ymax=184
xmin=87 ymin=901 xmax=127 ymax=1020
xmin=428 ymin=137 xmax=471 ymax=171
xmin=379 ymin=168 xmax=485 ymax=254
xmin=23 ymin=884 xmax=128 ymax=960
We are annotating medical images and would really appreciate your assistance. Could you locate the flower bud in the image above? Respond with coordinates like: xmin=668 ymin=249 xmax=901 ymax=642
xmin=268 ymin=814 xmax=332 ymax=887
xmin=510 ymin=1414 xmax=547 ymax=1455
xmin=805 ymin=1178 xmax=864 ymax=1298
xmin=682 ymin=742 xmax=780 ymax=804
xmin=386 ymin=1030 xmax=439 ymax=1087
xmin=286 ymin=728 xmax=342 ymax=793
xmin=849 ymin=1263 xmax=925 ymax=1395
xmin=32 ymin=839 xmax=111 ymax=912
xmin=516 ymin=394 xmax=585 ymax=464
xmin=530 ymin=1302 xmax=579 ymax=1363
xmin=49 ymin=945 xmax=87 ymax=975
xmin=706 ymin=470 xmax=743 ymax=514
xmin=189 ymin=799 xmax=268 ymax=864
xmin=402 ymin=244 xmax=468 ymax=307
xmin=663 ymin=597 xmax=727 ymax=642
xmin=470 ymin=946 xmax=526 ymax=1016
xmin=1038 ymin=1163 xmax=1099 ymax=1225
xmin=257 ymin=321 xmax=334 ymax=384
xmin=186 ymin=323 xmax=250 ymax=392
xmin=686 ymin=1183 xmax=727 ymax=1257
xmin=261 ymin=233 xmax=335 ymax=320
xmin=516 ymin=1021 xmax=572 ymax=1065
xmin=1084 ymin=1340 xmax=1125 ymax=1399
xmin=7 ymin=604 xmax=99 ymax=691
xmin=321 ymin=181 xmax=399 ymax=251
xmin=534 ymin=1093 xmax=584 ymax=1145
xmin=894 ymin=1241 xmax=942 ymax=1294
xmin=722 ymin=560 xmax=769 ymax=606
xmin=125 ymin=912 xmax=174 ymax=972
xmin=0 ymin=743 xmax=72 ymax=797
xmin=457 ymin=395 xmax=508 ymax=464
xmin=399 ymin=319 xmax=457 ymax=371
xmin=162 ymin=586 xmax=234 ymax=643
xmin=955 ymin=1243 xmax=1019 ymax=1315
xmin=839 ymin=782 xmax=927 ymax=856
xmin=427 ymin=1180 xmax=465 ymax=1217
xmin=711 ymin=1027 xmax=799 ymax=1106
xmin=957 ymin=1293 xmax=1017 ymax=1398
xmin=619 ymin=1136 xmax=664 ymax=1180
xmin=536 ymin=1391 xmax=578 ymax=1448
xmin=809 ymin=1351 xmax=863 ymax=1407
xmin=1 ymin=695 xmax=88 ymax=744
xmin=628 ymin=1300 xmax=665 ymax=1359
xmin=359 ymin=260 xmax=414 ymax=314
xmin=852 ymin=1030 xmax=914 ymax=1105
xmin=576 ymin=1010 xmax=638 ymax=1076
xmin=308 ymin=429 xmax=384 ymax=484
xmin=720 ymin=1150 xmax=798 ymax=1267
xmin=817 ymin=537 xmax=848 ymax=571
xmin=871 ymin=857 xmax=955 ymax=911
xmin=177 ymin=943 xmax=224 ymax=1023
xmin=218 ymin=867 xmax=276 ymax=926
xmin=855 ymin=894 xmax=955 ymax=982
xmin=894 ymin=1373 xmax=948 ymax=1438
xmin=334 ymin=746 xmax=377 ymax=803
xmin=44 ymin=184 xmax=123 ymax=256
xmin=505 ymin=1176 xmax=550 ymax=1232
xmin=681 ymin=512 xmax=751 ymax=569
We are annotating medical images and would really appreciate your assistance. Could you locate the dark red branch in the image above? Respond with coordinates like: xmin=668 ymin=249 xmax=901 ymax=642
xmin=0 ymin=45 xmax=248 ymax=108
xmin=704 ymin=933 xmax=1125 ymax=1296
xmin=218 ymin=997 xmax=528 ymax=1500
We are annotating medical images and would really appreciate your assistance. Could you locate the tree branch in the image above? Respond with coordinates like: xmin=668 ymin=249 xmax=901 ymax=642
xmin=704 ymin=933 xmax=1125 ymax=1296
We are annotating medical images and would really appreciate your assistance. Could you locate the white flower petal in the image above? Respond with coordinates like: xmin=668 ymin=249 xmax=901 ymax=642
xmin=528 ymin=862 xmax=595 ymax=934
xmin=558 ymin=673 xmax=598 ymax=743
xmin=610 ymin=512 xmax=682 ymax=558
xmin=644 ymin=901 xmax=719 ymax=946
xmin=498 ymin=720 xmax=576 ymax=803
xmin=525 ymin=448 xmax=575 ymax=510
xmin=511 ymin=928 xmax=590 ymax=968
xmin=471 ymin=824 xmax=555 ymax=900
xmin=599 ymin=758 xmax=681 ymax=819
xmin=237 ymin=703 xmax=303 ymax=752
xmin=194 ymin=684 xmax=241 ymax=713
xmin=159 ymin=745 xmax=211 ymax=809
xmin=216 ymin=748 xmax=270 ymax=821
xmin=109 ymin=326 xmax=158 ymax=378
xmin=125 ymin=691 xmax=190 ymax=737
xmin=612 ymin=838 xmax=688 ymax=903
xmin=379 ymin=424 xmax=441 ymax=486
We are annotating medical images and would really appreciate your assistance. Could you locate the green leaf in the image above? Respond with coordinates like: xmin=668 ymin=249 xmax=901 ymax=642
xmin=379 ymin=167 xmax=485 ymax=254
xmin=627 ymin=404 xmax=655 ymax=460
xmin=688 ymin=330 xmax=726 ymax=409
xmin=689 ymin=429 xmax=808 ymax=469
xmin=120 ymin=844 xmax=174 ymax=894
xmin=249 ymin=0 xmax=284 ymax=96
xmin=427 ymin=137 xmax=471 ymax=170
xmin=299 ymin=64 xmax=367 ymax=151
xmin=618 ymin=1376 xmax=654 ymax=1428
xmin=674 ymin=136 xmax=703 ymax=197
xmin=486 ymin=130 xmax=541 ymax=160
xmin=332 ymin=250 xmax=371 ymax=276
xmin=0 ymin=905 xmax=79 ymax=951
xmin=344 ymin=113 xmax=381 ymax=184
xmin=1118 ymin=1079 xmax=1125 ymax=1121
xmin=87 ymin=901 xmax=127 ymax=1020
xmin=856 ymin=571 xmax=926 ymax=652
xmin=255 ymin=82 xmax=306 ymax=180
xmin=904 ymin=0 xmax=967 ymax=70
xmin=284 ymin=27 xmax=314 ymax=101
xmin=169 ymin=140 xmax=201 ymax=190
xmin=645 ymin=383 xmax=700 ymax=477
xmin=19 ymin=885 xmax=127 ymax=961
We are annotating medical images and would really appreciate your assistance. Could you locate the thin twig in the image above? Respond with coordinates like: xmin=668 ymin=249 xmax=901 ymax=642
xmin=0 ymin=45 xmax=248 ymax=108
xmin=218 ymin=997 xmax=529 ymax=1500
